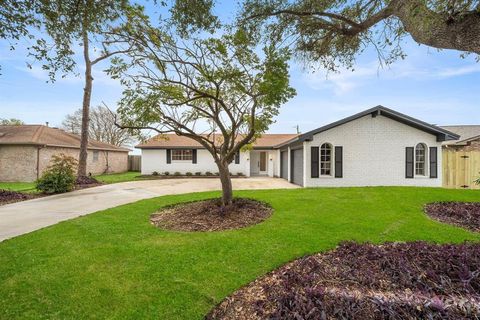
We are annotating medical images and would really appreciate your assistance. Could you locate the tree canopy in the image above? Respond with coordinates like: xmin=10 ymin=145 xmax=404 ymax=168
xmin=240 ymin=0 xmax=480 ymax=70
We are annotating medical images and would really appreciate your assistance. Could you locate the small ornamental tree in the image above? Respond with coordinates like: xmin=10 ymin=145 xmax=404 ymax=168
xmin=108 ymin=22 xmax=295 ymax=206
xmin=36 ymin=154 xmax=78 ymax=194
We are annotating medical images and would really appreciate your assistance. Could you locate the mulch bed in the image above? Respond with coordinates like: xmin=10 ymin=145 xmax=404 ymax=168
xmin=0 ymin=189 xmax=41 ymax=206
xmin=150 ymin=198 xmax=272 ymax=232
xmin=425 ymin=202 xmax=480 ymax=232
xmin=207 ymin=241 xmax=480 ymax=320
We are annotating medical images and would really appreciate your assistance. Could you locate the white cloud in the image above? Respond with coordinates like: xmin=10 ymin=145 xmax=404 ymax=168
xmin=302 ymin=58 xmax=480 ymax=95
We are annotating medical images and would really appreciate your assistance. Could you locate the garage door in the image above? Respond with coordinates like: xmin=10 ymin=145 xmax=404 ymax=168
xmin=280 ymin=151 xmax=288 ymax=179
xmin=291 ymin=148 xmax=304 ymax=186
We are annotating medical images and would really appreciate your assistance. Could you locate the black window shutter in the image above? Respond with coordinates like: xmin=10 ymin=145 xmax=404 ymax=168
xmin=235 ymin=151 xmax=240 ymax=164
xmin=311 ymin=146 xmax=319 ymax=178
xmin=166 ymin=149 xmax=171 ymax=164
xmin=429 ymin=147 xmax=437 ymax=178
xmin=406 ymin=147 xmax=414 ymax=178
xmin=334 ymin=146 xmax=343 ymax=178
xmin=192 ymin=149 xmax=197 ymax=164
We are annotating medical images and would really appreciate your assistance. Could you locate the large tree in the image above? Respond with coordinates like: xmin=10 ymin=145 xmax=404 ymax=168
xmin=108 ymin=22 xmax=295 ymax=206
xmin=239 ymin=0 xmax=480 ymax=69
xmin=62 ymin=106 xmax=136 ymax=147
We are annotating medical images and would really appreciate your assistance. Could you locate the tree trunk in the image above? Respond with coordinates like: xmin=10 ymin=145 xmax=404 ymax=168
xmin=217 ymin=161 xmax=233 ymax=207
xmin=77 ymin=29 xmax=93 ymax=178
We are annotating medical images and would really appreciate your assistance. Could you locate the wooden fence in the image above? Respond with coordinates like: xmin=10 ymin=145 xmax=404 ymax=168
xmin=128 ymin=155 xmax=141 ymax=172
xmin=443 ymin=149 xmax=480 ymax=189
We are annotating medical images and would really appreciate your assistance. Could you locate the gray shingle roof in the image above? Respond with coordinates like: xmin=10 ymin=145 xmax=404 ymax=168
xmin=439 ymin=125 xmax=480 ymax=145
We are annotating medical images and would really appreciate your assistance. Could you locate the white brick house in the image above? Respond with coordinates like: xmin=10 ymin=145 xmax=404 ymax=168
xmin=137 ymin=106 xmax=459 ymax=187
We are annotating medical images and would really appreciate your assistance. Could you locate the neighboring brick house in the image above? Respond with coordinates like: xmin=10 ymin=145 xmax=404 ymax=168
xmin=138 ymin=106 xmax=459 ymax=187
xmin=0 ymin=125 xmax=129 ymax=182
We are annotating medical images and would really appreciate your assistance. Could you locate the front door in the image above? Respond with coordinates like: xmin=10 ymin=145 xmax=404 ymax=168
xmin=259 ymin=152 xmax=267 ymax=174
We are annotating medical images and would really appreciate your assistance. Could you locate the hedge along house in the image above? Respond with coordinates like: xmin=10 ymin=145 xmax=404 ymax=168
xmin=0 ymin=125 xmax=129 ymax=182
xmin=136 ymin=134 xmax=298 ymax=177
xmin=136 ymin=106 xmax=459 ymax=187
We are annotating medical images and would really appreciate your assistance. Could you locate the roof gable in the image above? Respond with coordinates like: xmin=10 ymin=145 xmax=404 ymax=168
xmin=277 ymin=106 xmax=459 ymax=148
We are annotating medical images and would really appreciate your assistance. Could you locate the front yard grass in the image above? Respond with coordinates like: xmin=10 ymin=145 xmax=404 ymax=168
xmin=94 ymin=171 xmax=142 ymax=184
xmin=0 ymin=182 xmax=37 ymax=193
xmin=0 ymin=187 xmax=479 ymax=319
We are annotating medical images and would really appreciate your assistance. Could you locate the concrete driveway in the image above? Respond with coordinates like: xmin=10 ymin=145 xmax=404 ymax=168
xmin=0 ymin=177 xmax=297 ymax=242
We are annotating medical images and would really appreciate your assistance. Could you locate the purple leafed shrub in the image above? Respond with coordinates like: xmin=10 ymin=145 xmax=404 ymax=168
xmin=207 ymin=242 xmax=480 ymax=320
xmin=425 ymin=202 xmax=480 ymax=232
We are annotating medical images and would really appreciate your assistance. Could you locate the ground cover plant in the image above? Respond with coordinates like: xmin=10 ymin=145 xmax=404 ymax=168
xmin=425 ymin=202 xmax=480 ymax=232
xmin=208 ymin=241 xmax=480 ymax=319
xmin=0 ymin=187 xmax=480 ymax=319
xmin=150 ymin=198 xmax=272 ymax=232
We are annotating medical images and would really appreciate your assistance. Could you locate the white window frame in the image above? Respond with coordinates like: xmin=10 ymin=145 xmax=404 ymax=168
xmin=320 ymin=143 xmax=333 ymax=176
xmin=171 ymin=149 xmax=193 ymax=161
xmin=415 ymin=143 xmax=428 ymax=176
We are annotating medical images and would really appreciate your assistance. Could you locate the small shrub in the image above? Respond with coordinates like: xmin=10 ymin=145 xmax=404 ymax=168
xmin=174 ymin=171 xmax=181 ymax=176
xmin=152 ymin=171 xmax=159 ymax=176
xmin=195 ymin=172 xmax=202 ymax=176
xmin=475 ymin=173 xmax=480 ymax=185
xmin=36 ymin=154 xmax=77 ymax=194
xmin=214 ymin=172 xmax=219 ymax=176
xmin=205 ymin=171 xmax=213 ymax=176
xmin=164 ymin=171 xmax=170 ymax=176
xmin=185 ymin=172 xmax=192 ymax=176
xmin=237 ymin=172 xmax=244 ymax=176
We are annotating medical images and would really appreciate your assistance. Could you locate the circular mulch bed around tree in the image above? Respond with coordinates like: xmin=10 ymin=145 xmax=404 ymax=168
xmin=425 ymin=202 xmax=480 ymax=232
xmin=150 ymin=198 xmax=272 ymax=232
xmin=207 ymin=241 xmax=480 ymax=320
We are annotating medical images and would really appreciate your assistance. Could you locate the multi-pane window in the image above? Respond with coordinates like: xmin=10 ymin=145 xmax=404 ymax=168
xmin=320 ymin=143 xmax=332 ymax=176
xmin=93 ymin=150 xmax=99 ymax=162
xmin=415 ymin=143 xmax=426 ymax=175
xmin=171 ymin=149 xmax=193 ymax=161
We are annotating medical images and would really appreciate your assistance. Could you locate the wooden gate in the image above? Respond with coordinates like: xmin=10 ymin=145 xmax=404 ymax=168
xmin=442 ymin=149 xmax=480 ymax=189
xmin=128 ymin=155 xmax=141 ymax=172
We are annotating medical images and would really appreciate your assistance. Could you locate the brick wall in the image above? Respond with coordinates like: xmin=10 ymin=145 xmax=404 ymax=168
xmin=0 ymin=145 xmax=128 ymax=182
xmin=38 ymin=147 xmax=128 ymax=177
xmin=303 ymin=114 xmax=443 ymax=187
xmin=0 ymin=145 xmax=38 ymax=182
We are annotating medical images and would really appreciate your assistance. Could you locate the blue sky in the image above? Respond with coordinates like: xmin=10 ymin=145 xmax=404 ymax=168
xmin=0 ymin=1 xmax=479 ymax=135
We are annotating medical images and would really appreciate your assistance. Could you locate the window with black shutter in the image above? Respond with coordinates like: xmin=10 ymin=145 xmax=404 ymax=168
xmin=192 ymin=149 xmax=197 ymax=164
xmin=235 ymin=151 xmax=240 ymax=164
xmin=429 ymin=147 xmax=438 ymax=178
xmin=405 ymin=147 xmax=414 ymax=178
xmin=166 ymin=149 xmax=171 ymax=164
xmin=311 ymin=147 xmax=319 ymax=178
xmin=334 ymin=146 xmax=343 ymax=178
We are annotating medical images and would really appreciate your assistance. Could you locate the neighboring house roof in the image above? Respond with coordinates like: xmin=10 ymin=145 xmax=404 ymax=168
xmin=276 ymin=105 xmax=460 ymax=148
xmin=136 ymin=133 xmax=299 ymax=149
xmin=0 ymin=125 xmax=130 ymax=152
xmin=439 ymin=125 xmax=480 ymax=146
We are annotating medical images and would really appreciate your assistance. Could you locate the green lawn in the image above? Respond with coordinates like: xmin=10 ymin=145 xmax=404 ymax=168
xmin=0 ymin=187 xmax=479 ymax=319
xmin=94 ymin=171 xmax=142 ymax=184
xmin=0 ymin=182 xmax=37 ymax=193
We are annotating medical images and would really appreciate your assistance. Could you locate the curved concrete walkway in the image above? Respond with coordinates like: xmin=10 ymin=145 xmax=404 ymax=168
xmin=0 ymin=177 xmax=297 ymax=242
